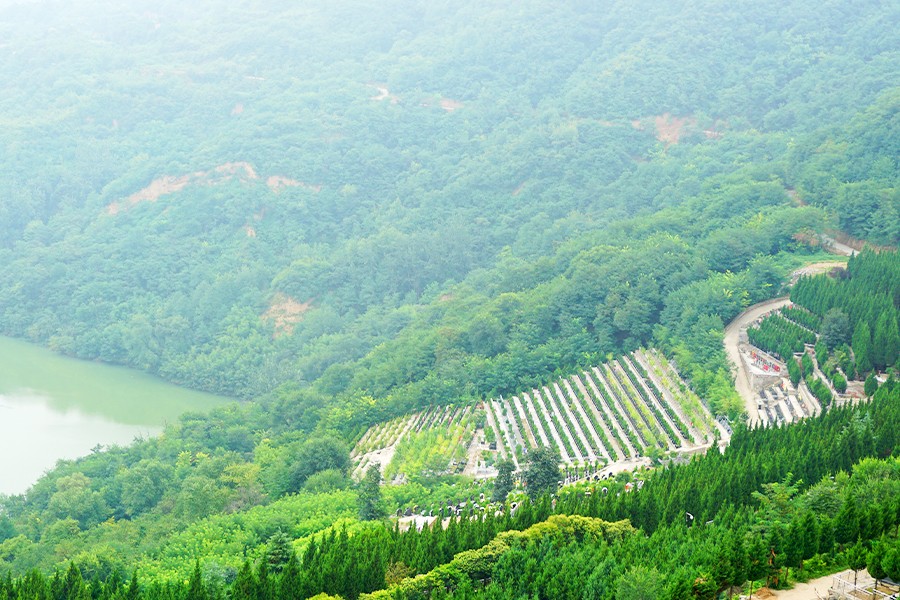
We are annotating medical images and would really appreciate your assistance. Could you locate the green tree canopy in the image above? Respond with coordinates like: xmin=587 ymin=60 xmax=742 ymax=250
xmin=359 ymin=465 xmax=387 ymax=521
xmin=822 ymin=308 xmax=851 ymax=350
xmin=492 ymin=460 xmax=515 ymax=503
xmin=524 ymin=447 xmax=561 ymax=499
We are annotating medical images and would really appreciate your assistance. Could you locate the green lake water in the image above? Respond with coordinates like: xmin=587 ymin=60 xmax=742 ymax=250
xmin=0 ymin=336 xmax=230 ymax=495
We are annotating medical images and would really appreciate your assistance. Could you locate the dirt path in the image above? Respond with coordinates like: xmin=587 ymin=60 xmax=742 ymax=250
xmin=531 ymin=389 xmax=574 ymax=462
xmin=522 ymin=392 xmax=553 ymax=448
xmin=724 ymin=297 xmax=791 ymax=424
xmin=497 ymin=398 xmax=527 ymax=461
xmin=553 ymin=383 xmax=597 ymax=462
xmin=562 ymin=379 xmax=612 ymax=462
xmin=615 ymin=362 xmax=672 ymax=449
xmin=790 ymin=261 xmax=849 ymax=284
xmin=511 ymin=396 xmax=539 ymax=448
xmin=820 ymin=234 xmax=858 ymax=257
xmin=765 ymin=575 xmax=830 ymax=600
xmin=597 ymin=364 xmax=651 ymax=449
xmin=461 ymin=429 xmax=488 ymax=477
xmin=583 ymin=370 xmax=638 ymax=458
xmin=750 ymin=569 xmax=861 ymax=599
xmin=483 ymin=406 xmax=506 ymax=460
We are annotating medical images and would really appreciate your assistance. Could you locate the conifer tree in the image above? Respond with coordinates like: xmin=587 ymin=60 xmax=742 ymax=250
xmin=60 ymin=563 xmax=88 ymax=600
xmin=126 ymin=570 xmax=140 ymax=600
xmin=872 ymin=311 xmax=899 ymax=369
xmin=852 ymin=321 xmax=873 ymax=375
xmin=231 ymin=560 xmax=256 ymax=600
xmin=184 ymin=561 xmax=206 ymax=600
xmin=278 ymin=553 xmax=303 ymax=600
xmin=359 ymin=465 xmax=387 ymax=521
xmin=884 ymin=545 xmax=900 ymax=583
xmin=868 ymin=537 xmax=888 ymax=583
xmin=492 ymin=460 xmax=515 ymax=503
xmin=864 ymin=372 xmax=879 ymax=397
xmin=257 ymin=560 xmax=273 ymax=600
xmin=788 ymin=358 xmax=801 ymax=385
xmin=265 ymin=531 xmax=293 ymax=574
xmin=847 ymin=539 xmax=868 ymax=586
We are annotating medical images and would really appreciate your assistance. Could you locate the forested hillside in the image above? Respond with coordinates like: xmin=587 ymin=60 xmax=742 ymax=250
xmin=1 ymin=0 xmax=899 ymax=596
xmin=0 ymin=0 xmax=896 ymax=409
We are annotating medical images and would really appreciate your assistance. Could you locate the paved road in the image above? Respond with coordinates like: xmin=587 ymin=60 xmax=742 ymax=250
xmin=725 ymin=260 xmax=851 ymax=425
xmin=724 ymin=297 xmax=791 ymax=425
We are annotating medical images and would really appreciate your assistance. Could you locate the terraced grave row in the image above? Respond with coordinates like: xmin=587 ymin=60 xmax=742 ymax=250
xmin=486 ymin=350 xmax=720 ymax=466
xmin=352 ymin=349 xmax=722 ymax=477
xmin=352 ymin=405 xmax=478 ymax=478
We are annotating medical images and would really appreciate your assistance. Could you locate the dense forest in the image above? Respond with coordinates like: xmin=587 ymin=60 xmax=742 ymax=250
xmin=1 ymin=0 xmax=897 ymax=412
xmin=1 ymin=0 xmax=899 ymax=597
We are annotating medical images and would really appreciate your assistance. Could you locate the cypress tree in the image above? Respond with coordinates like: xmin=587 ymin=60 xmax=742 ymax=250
xmin=864 ymin=372 xmax=879 ymax=397
xmin=278 ymin=553 xmax=302 ymax=600
xmin=61 ymin=563 xmax=88 ymax=600
xmin=852 ymin=321 xmax=873 ymax=375
xmin=184 ymin=561 xmax=206 ymax=600
xmin=492 ymin=459 xmax=515 ymax=502
xmin=868 ymin=537 xmax=888 ymax=582
xmin=230 ymin=561 xmax=256 ymax=600
xmin=872 ymin=312 xmax=897 ymax=369
xmin=788 ymin=358 xmax=801 ymax=386
xmin=847 ymin=539 xmax=868 ymax=586
xmin=265 ymin=531 xmax=293 ymax=574
xmin=358 ymin=465 xmax=387 ymax=521
xmin=885 ymin=545 xmax=900 ymax=582
xmin=126 ymin=571 xmax=140 ymax=600
xmin=256 ymin=560 xmax=273 ymax=600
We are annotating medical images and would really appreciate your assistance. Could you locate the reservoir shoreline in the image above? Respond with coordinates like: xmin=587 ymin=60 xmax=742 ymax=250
xmin=0 ymin=335 xmax=230 ymax=495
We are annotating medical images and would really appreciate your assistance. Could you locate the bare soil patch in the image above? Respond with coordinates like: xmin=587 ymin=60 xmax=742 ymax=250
xmin=266 ymin=176 xmax=322 ymax=194
xmin=107 ymin=162 xmax=258 ymax=215
xmin=789 ymin=261 xmax=847 ymax=283
xmin=511 ymin=181 xmax=527 ymax=196
xmin=630 ymin=113 xmax=698 ymax=146
xmin=827 ymin=230 xmax=896 ymax=253
xmin=419 ymin=96 xmax=464 ymax=112
xmin=439 ymin=98 xmax=463 ymax=112
xmin=653 ymin=113 xmax=696 ymax=145
xmin=262 ymin=293 xmax=312 ymax=336
xmin=785 ymin=188 xmax=804 ymax=205
xmin=369 ymin=84 xmax=399 ymax=104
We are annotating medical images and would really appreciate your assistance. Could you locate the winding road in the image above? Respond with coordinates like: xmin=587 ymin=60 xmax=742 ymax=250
xmin=724 ymin=261 xmax=849 ymax=424
xmin=724 ymin=297 xmax=791 ymax=424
